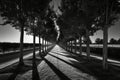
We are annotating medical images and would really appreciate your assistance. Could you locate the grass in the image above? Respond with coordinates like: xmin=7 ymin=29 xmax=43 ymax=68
xmin=69 ymin=45 xmax=120 ymax=61
xmin=0 ymin=53 xmax=42 ymax=80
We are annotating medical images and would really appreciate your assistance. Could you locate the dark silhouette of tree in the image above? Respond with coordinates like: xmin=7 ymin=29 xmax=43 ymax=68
xmin=109 ymin=38 xmax=117 ymax=44
xmin=117 ymin=38 xmax=120 ymax=44
xmin=0 ymin=0 xmax=51 ymax=65
xmin=58 ymin=0 xmax=101 ymax=59
xmin=59 ymin=0 xmax=120 ymax=69
xmin=0 ymin=0 xmax=51 ymax=80
xmin=0 ymin=0 xmax=29 ymax=65
xmin=24 ymin=6 xmax=58 ymax=80
xmin=95 ymin=38 xmax=103 ymax=44
xmin=93 ymin=0 xmax=120 ymax=69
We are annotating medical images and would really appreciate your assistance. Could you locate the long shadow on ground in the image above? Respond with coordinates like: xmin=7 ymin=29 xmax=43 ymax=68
xmin=50 ymin=51 xmax=85 ymax=62
xmin=48 ymin=53 xmax=92 ymax=74
xmin=32 ymin=60 xmax=41 ymax=80
xmin=42 ymin=57 xmax=71 ymax=80
xmin=7 ymin=63 xmax=32 ymax=80
xmin=49 ymin=52 xmax=120 ymax=80
xmin=6 ymin=45 xmax=55 ymax=80
xmin=41 ymin=45 xmax=55 ymax=57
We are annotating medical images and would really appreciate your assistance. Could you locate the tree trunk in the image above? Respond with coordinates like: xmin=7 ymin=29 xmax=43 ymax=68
xmin=74 ymin=39 xmax=77 ymax=53
xmin=32 ymin=29 xmax=36 ymax=72
xmin=19 ymin=25 xmax=24 ymax=65
xmin=68 ymin=42 xmax=69 ymax=51
xmin=86 ymin=29 xmax=90 ymax=59
xmin=69 ymin=41 xmax=71 ymax=51
xmin=32 ymin=29 xmax=40 ymax=80
xmin=43 ymin=37 xmax=46 ymax=54
xmin=42 ymin=37 xmax=44 ymax=52
xmin=79 ymin=35 xmax=82 ymax=55
xmin=45 ymin=40 xmax=47 ymax=52
xmin=46 ymin=41 xmax=47 ymax=52
xmin=69 ymin=41 xmax=71 ymax=52
xmin=66 ymin=42 xmax=68 ymax=50
xmin=70 ymin=41 xmax=73 ymax=52
xmin=103 ymin=0 xmax=109 ymax=69
xmin=39 ymin=34 xmax=41 ymax=57
xmin=69 ymin=42 xmax=70 ymax=51
xmin=103 ymin=26 xmax=108 ymax=69
xmin=33 ymin=29 xmax=36 ymax=63
xmin=66 ymin=42 xmax=67 ymax=50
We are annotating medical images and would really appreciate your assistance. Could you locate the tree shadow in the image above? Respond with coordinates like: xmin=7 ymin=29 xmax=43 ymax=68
xmin=7 ymin=55 xmax=42 ymax=80
xmin=7 ymin=63 xmax=32 ymax=80
xmin=32 ymin=60 xmax=41 ymax=80
xmin=48 ymin=53 xmax=104 ymax=79
xmin=48 ymin=53 xmax=120 ymax=80
xmin=50 ymin=51 xmax=87 ymax=63
xmin=42 ymin=57 xmax=71 ymax=80
xmin=41 ymin=45 xmax=55 ymax=57
xmin=48 ymin=53 xmax=92 ymax=73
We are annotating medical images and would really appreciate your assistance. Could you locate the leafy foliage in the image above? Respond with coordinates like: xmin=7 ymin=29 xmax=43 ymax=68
xmin=57 ymin=0 xmax=120 ymax=43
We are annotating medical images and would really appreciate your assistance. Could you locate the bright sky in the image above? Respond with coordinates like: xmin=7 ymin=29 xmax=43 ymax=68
xmin=0 ymin=19 xmax=39 ymax=43
xmin=0 ymin=24 xmax=39 ymax=43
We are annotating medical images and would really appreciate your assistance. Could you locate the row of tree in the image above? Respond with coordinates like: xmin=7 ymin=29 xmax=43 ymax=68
xmin=0 ymin=0 xmax=56 ymax=62
xmin=0 ymin=0 xmax=56 ymax=79
xmin=57 ymin=0 xmax=120 ymax=69
xmin=0 ymin=0 xmax=120 ymax=72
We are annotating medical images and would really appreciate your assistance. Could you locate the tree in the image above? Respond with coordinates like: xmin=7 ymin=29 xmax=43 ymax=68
xmin=0 ymin=0 xmax=51 ymax=79
xmin=77 ymin=0 xmax=120 ymax=69
xmin=59 ymin=0 xmax=120 ymax=69
xmin=117 ymin=38 xmax=120 ymax=44
xmin=24 ymin=7 xmax=54 ymax=80
xmin=0 ymin=0 xmax=51 ymax=63
xmin=58 ymin=0 xmax=100 ymax=59
xmin=109 ymin=38 xmax=117 ymax=44
xmin=0 ymin=0 xmax=29 ymax=65
xmin=94 ymin=0 xmax=120 ymax=69
xmin=95 ymin=38 xmax=103 ymax=44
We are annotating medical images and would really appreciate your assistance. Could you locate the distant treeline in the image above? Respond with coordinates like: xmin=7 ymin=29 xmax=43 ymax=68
xmin=0 ymin=42 xmax=39 ymax=53
xmin=95 ymin=38 xmax=120 ymax=44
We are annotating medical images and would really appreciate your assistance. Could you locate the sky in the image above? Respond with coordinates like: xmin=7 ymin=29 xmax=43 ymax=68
xmin=0 ymin=0 xmax=120 ymax=43
xmin=90 ymin=20 xmax=120 ymax=42
xmin=0 ymin=17 xmax=39 ymax=43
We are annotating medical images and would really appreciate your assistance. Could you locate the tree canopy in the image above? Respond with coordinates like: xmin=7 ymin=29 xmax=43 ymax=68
xmin=0 ymin=0 xmax=120 ymax=43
